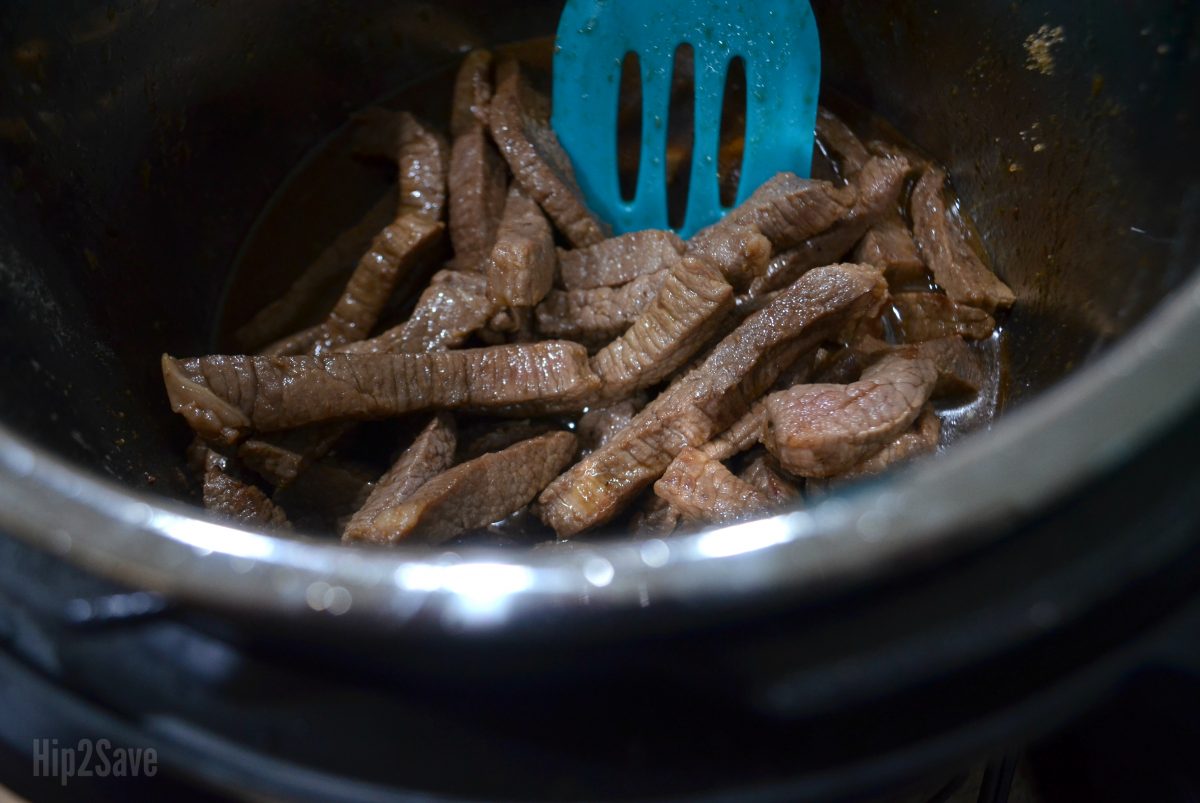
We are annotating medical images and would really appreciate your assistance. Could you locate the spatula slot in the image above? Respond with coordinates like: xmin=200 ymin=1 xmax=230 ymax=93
xmin=617 ymin=51 xmax=642 ymax=203
xmin=666 ymin=43 xmax=695 ymax=231
xmin=718 ymin=56 xmax=747 ymax=208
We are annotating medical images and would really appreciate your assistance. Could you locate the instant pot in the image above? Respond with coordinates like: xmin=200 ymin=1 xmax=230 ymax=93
xmin=1 ymin=1 xmax=1198 ymax=800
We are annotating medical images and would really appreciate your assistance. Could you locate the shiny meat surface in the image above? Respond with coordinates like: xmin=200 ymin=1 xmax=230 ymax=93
xmin=487 ymin=185 xmax=556 ymax=310
xmin=343 ymin=414 xmax=457 ymax=543
xmin=343 ymin=269 xmax=496 ymax=355
xmin=654 ymin=447 xmax=771 ymax=525
xmin=535 ymin=270 xmax=668 ymax=344
xmin=559 ymin=230 xmax=684 ymax=290
xmin=396 ymin=112 xmax=449 ymax=221
xmin=360 ymin=431 xmax=576 ymax=544
xmin=162 ymin=341 xmax=601 ymax=442
xmin=764 ymin=353 xmax=938 ymax=477
xmin=198 ymin=447 xmax=291 ymax=531
xmin=834 ymin=405 xmax=941 ymax=481
xmin=854 ymin=214 xmax=927 ymax=285
xmin=700 ymin=400 xmax=767 ymax=461
xmin=450 ymin=49 xmax=494 ymax=137
xmin=891 ymin=291 xmax=997 ymax=341
xmin=448 ymin=125 xmax=508 ymax=272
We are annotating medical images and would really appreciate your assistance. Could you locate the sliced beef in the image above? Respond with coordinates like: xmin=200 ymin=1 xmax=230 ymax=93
xmin=589 ymin=257 xmax=734 ymax=399
xmin=342 ymin=414 xmax=457 ymax=543
xmin=489 ymin=60 xmax=608 ymax=247
xmin=559 ymin=230 xmax=685 ymax=290
xmin=487 ymin=185 xmax=556 ymax=311
xmin=577 ymin=397 xmax=644 ymax=452
xmin=739 ymin=454 xmax=801 ymax=507
xmin=450 ymin=49 xmax=494 ymax=137
xmin=763 ymin=353 xmax=938 ymax=478
xmin=396 ymin=112 xmax=449 ymax=222
xmin=234 ymin=194 xmax=396 ymax=352
xmin=262 ymin=215 xmax=444 ymax=356
xmin=911 ymin=168 xmax=1015 ymax=313
xmin=162 ymin=341 xmax=601 ymax=442
xmin=535 ymin=270 xmax=668 ymax=345
xmin=199 ymin=448 xmax=291 ymax=530
xmin=701 ymin=400 xmax=767 ymax=461
xmin=238 ymin=424 xmax=348 ymax=488
xmin=687 ymin=172 xmax=855 ymax=287
xmin=815 ymin=107 xmax=871 ymax=176
xmin=854 ymin=214 xmax=927 ymax=285
xmin=343 ymin=269 xmax=496 ymax=355
xmin=834 ymin=405 xmax=941 ymax=481
xmin=355 ymin=431 xmax=576 ymax=544
xmin=653 ymin=447 xmax=770 ymax=526
xmin=631 ymin=494 xmax=680 ymax=537
xmin=891 ymin=291 xmax=996 ymax=341
xmin=460 ymin=419 xmax=557 ymax=461
xmin=537 ymin=263 xmax=887 ymax=536
xmin=448 ymin=125 xmax=508 ymax=271
xmin=749 ymin=154 xmax=911 ymax=296
xmin=858 ymin=335 xmax=985 ymax=399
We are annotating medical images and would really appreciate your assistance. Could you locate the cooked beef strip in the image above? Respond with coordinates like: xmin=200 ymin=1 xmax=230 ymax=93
xmin=815 ymin=107 xmax=871 ymax=177
xmin=700 ymin=399 xmax=767 ymax=461
xmin=537 ymin=263 xmax=887 ymax=536
xmin=261 ymin=215 xmax=444 ymax=356
xmin=687 ymin=172 xmax=855 ymax=287
xmin=342 ymin=269 xmax=496 ymax=355
xmin=234 ymin=194 xmax=396 ymax=352
xmin=487 ymin=185 xmax=556 ymax=311
xmin=891 ymin=291 xmax=996 ymax=341
xmin=911 ymin=167 xmax=1015 ymax=313
xmin=460 ymin=418 xmax=557 ymax=461
xmin=489 ymin=60 xmax=609 ymax=248
xmin=577 ymin=397 xmax=645 ymax=452
xmin=343 ymin=413 xmax=457 ymax=543
xmin=749 ymin=154 xmax=911 ymax=296
xmin=448 ymin=125 xmax=509 ymax=271
xmin=853 ymin=213 xmax=927 ymax=285
xmin=357 ymin=431 xmax=576 ymax=545
xmin=162 ymin=341 xmax=601 ymax=443
xmin=450 ymin=49 xmax=494 ymax=137
xmin=833 ymin=405 xmax=941 ymax=482
xmin=535 ymin=270 xmax=668 ymax=345
xmin=396 ymin=112 xmax=449 ymax=222
xmin=589 ymin=256 xmax=734 ymax=400
xmin=654 ymin=447 xmax=771 ymax=525
xmin=199 ymin=448 xmax=292 ymax=530
xmin=858 ymin=335 xmax=985 ymax=400
xmin=559 ymin=230 xmax=685 ymax=290
xmin=237 ymin=423 xmax=348 ymax=488
xmin=739 ymin=454 xmax=801 ymax=506
xmin=763 ymin=353 xmax=938 ymax=478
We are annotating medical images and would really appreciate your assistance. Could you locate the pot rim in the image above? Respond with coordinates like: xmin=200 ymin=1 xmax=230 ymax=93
xmin=1 ymin=270 xmax=1199 ymax=633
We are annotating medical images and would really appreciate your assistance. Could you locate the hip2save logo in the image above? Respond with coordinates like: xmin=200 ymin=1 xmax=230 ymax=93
xmin=33 ymin=739 xmax=158 ymax=786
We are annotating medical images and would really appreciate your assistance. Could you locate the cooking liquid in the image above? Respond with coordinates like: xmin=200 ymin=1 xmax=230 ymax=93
xmin=216 ymin=38 xmax=1007 ymax=543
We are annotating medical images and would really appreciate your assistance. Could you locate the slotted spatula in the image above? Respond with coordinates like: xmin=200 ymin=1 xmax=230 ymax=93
xmin=552 ymin=0 xmax=821 ymax=238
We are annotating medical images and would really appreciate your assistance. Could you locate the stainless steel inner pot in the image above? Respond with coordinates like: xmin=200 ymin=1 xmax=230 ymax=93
xmin=0 ymin=0 xmax=1198 ymax=635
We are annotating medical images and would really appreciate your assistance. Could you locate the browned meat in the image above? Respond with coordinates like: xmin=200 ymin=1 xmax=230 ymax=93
xmin=261 ymin=215 xmax=444 ymax=356
xmin=654 ymin=447 xmax=770 ymax=525
xmin=460 ymin=419 xmax=557 ymax=461
xmin=450 ymin=50 xmax=494 ymax=137
xmin=343 ymin=414 xmax=457 ymax=543
xmin=537 ymin=263 xmax=887 ymax=536
xmin=237 ymin=424 xmax=348 ymax=488
xmin=161 ymin=341 xmax=601 ymax=442
xmin=343 ymin=269 xmax=496 ymax=355
xmin=911 ymin=168 xmax=1015 ymax=313
xmin=487 ymin=185 xmax=556 ymax=311
xmin=397 ymin=112 xmax=449 ymax=222
xmin=763 ymin=353 xmax=938 ymax=478
xmin=234 ymin=194 xmax=396 ymax=352
xmin=489 ymin=60 xmax=609 ymax=247
xmin=854 ymin=214 xmax=927 ymax=285
xmin=577 ymin=397 xmax=644 ymax=452
xmin=835 ymin=406 xmax=941 ymax=481
xmin=355 ymin=431 xmax=576 ymax=544
xmin=448 ymin=125 xmax=508 ymax=271
xmin=701 ymin=400 xmax=767 ymax=461
xmin=535 ymin=270 xmax=668 ymax=345
xmin=687 ymin=172 xmax=855 ymax=287
xmin=739 ymin=454 xmax=801 ymax=506
xmin=589 ymin=257 xmax=734 ymax=399
xmin=631 ymin=494 xmax=680 ymax=537
xmin=810 ymin=345 xmax=868 ymax=385
xmin=559 ymin=230 xmax=685 ymax=290
xmin=816 ymin=107 xmax=871 ymax=176
xmin=199 ymin=448 xmax=291 ymax=530
xmin=749 ymin=155 xmax=911 ymax=296
xmin=859 ymin=335 xmax=986 ymax=399
xmin=891 ymin=291 xmax=996 ymax=341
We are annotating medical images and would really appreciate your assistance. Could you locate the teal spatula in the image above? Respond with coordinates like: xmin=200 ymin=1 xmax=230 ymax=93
xmin=551 ymin=0 xmax=821 ymax=238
